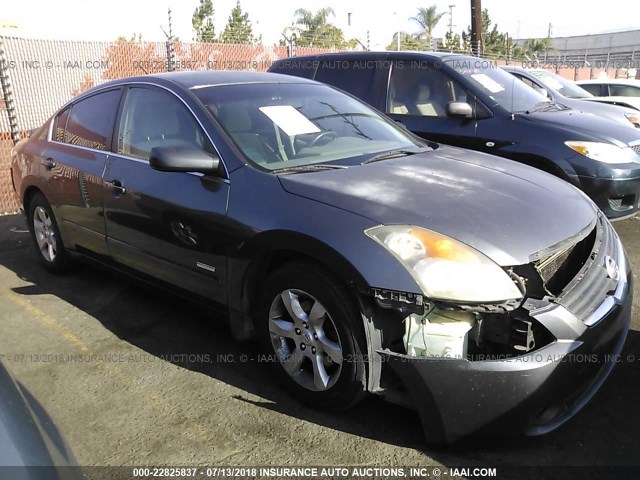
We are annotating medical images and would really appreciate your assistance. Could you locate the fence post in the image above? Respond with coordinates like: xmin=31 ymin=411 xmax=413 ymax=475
xmin=288 ymin=35 xmax=297 ymax=57
xmin=166 ymin=37 xmax=175 ymax=72
xmin=165 ymin=8 xmax=175 ymax=72
xmin=0 ymin=37 xmax=20 ymax=145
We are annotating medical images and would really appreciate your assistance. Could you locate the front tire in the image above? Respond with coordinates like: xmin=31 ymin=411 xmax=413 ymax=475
xmin=28 ymin=193 xmax=71 ymax=273
xmin=258 ymin=262 xmax=367 ymax=410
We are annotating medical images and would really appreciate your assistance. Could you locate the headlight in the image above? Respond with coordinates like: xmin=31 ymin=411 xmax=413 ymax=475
xmin=565 ymin=141 xmax=629 ymax=164
xmin=365 ymin=225 xmax=523 ymax=303
xmin=625 ymin=113 xmax=640 ymax=127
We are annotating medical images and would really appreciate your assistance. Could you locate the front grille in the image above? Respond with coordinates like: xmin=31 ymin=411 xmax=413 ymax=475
xmin=631 ymin=144 xmax=640 ymax=156
xmin=609 ymin=197 xmax=623 ymax=209
xmin=534 ymin=227 xmax=596 ymax=296
xmin=608 ymin=194 xmax=635 ymax=212
xmin=536 ymin=244 xmax=576 ymax=284
xmin=556 ymin=217 xmax=619 ymax=320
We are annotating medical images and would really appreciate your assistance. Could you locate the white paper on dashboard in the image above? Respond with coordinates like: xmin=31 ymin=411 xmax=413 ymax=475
xmin=470 ymin=73 xmax=506 ymax=93
xmin=258 ymin=105 xmax=321 ymax=136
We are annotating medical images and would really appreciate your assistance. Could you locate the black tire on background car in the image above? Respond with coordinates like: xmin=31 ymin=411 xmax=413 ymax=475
xmin=258 ymin=262 xmax=367 ymax=410
xmin=28 ymin=193 xmax=71 ymax=273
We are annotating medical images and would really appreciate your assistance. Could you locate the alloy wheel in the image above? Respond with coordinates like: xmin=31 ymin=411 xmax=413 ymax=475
xmin=33 ymin=206 xmax=57 ymax=263
xmin=268 ymin=289 xmax=343 ymax=391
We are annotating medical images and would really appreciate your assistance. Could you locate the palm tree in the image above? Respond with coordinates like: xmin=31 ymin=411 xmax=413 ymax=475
xmin=294 ymin=7 xmax=335 ymax=30
xmin=522 ymin=38 xmax=553 ymax=59
xmin=410 ymin=6 xmax=446 ymax=48
xmin=293 ymin=7 xmax=340 ymax=47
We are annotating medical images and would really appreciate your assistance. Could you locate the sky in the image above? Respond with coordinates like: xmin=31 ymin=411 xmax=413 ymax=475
xmin=1 ymin=0 xmax=640 ymax=50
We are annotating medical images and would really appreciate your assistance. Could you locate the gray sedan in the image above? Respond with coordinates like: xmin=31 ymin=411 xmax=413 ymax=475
xmin=503 ymin=66 xmax=640 ymax=128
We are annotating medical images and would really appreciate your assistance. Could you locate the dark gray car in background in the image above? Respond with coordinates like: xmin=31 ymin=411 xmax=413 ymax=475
xmin=270 ymin=52 xmax=640 ymax=220
xmin=10 ymin=71 xmax=633 ymax=444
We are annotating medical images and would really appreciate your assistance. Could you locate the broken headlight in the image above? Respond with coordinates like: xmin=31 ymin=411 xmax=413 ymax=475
xmin=365 ymin=225 xmax=523 ymax=303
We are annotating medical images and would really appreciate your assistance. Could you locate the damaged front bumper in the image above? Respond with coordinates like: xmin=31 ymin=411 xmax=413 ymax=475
xmin=377 ymin=227 xmax=632 ymax=445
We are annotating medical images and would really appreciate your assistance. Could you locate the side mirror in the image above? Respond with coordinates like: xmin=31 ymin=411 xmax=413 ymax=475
xmin=447 ymin=102 xmax=473 ymax=118
xmin=149 ymin=145 xmax=220 ymax=174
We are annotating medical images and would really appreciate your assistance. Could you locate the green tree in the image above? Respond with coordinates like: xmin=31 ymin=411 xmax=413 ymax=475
xmin=521 ymin=37 xmax=553 ymax=59
xmin=220 ymin=1 xmax=255 ymax=44
xmin=410 ymin=6 xmax=445 ymax=48
xmin=439 ymin=31 xmax=467 ymax=53
xmin=385 ymin=32 xmax=427 ymax=51
xmin=292 ymin=7 xmax=346 ymax=48
xmin=192 ymin=0 xmax=216 ymax=42
xmin=116 ymin=33 xmax=143 ymax=42
xmin=462 ymin=8 xmax=508 ymax=57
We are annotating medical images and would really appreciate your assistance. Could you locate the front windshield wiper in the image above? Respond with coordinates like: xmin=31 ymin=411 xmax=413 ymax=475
xmin=361 ymin=148 xmax=429 ymax=165
xmin=526 ymin=101 xmax=566 ymax=114
xmin=272 ymin=164 xmax=346 ymax=175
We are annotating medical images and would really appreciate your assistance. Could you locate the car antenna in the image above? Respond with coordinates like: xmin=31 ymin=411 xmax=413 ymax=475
xmin=510 ymin=65 xmax=515 ymax=120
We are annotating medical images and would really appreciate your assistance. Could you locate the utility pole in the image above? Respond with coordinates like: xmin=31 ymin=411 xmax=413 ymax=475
xmin=394 ymin=11 xmax=401 ymax=51
xmin=448 ymin=5 xmax=456 ymax=36
xmin=546 ymin=22 xmax=552 ymax=61
xmin=470 ymin=0 xmax=482 ymax=56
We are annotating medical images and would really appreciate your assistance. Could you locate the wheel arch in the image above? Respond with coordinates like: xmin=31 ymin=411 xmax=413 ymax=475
xmin=23 ymin=184 xmax=44 ymax=215
xmin=227 ymin=230 xmax=371 ymax=342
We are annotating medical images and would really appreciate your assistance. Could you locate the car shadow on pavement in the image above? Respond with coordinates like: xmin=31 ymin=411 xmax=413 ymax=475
xmin=1 ymin=213 xmax=639 ymax=470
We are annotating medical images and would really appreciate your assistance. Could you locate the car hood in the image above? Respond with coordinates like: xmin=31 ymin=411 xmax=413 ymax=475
xmin=584 ymin=96 xmax=640 ymax=112
xmin=558 ymin=97 xmax=636 ymax=123
xmin=279 ymin=146 xmax=598 ymax=266
xmin=520 ymin=108 xmax=640 ymax=146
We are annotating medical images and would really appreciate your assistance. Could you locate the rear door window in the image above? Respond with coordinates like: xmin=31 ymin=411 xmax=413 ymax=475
xmin=315 ymin=60 xmax=378 ymax=101
xmin=64 ymin=90 xmax=121 ymax=151
xmin=609 ymin=84 xmax=640 ymax=97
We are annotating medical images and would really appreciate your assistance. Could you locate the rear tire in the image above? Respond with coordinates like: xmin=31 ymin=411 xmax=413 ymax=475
xmin=28 ymin=193 xmax=71 ymax=273
xmin=258 ymin=262 xmax=367 ymax=411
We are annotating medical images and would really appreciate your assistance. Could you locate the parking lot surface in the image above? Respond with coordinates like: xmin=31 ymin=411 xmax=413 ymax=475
xmin=0 ymin=213 xmax=639 ymax=478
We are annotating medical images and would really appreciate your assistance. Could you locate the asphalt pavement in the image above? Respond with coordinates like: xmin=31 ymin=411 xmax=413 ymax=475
xmin=0 ymin=213 xmax=638 ymax=479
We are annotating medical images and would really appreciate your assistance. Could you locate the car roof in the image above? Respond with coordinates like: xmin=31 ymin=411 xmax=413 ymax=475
xmin=149 ymin=70 xmax=317 ymax=89
xmin=273 ymin=50 xmax=476 ymax=63
xmin=77 ymin=70 xmax=317 ymax=98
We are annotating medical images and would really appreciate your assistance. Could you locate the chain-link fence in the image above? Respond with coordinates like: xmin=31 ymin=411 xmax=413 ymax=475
xmin=0 ymin=36 xmax=342 ymax=213
xmin=2 ymin=35 xmax=639 ymax=213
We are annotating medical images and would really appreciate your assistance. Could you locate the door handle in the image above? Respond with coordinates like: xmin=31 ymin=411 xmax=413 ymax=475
xmin=108 ymin=180 xmax=126 ymax=195
xmin=42 ymin=158 xmax=56 ymax=169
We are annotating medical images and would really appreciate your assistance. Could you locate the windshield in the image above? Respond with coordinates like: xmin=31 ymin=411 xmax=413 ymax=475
xmin=192 ymin=83 xmax=421 ymax=170
xmin=529 ymin=70 xmax=593 ymax=99
xmin=446 ymin=60 xmax=548 ymax=112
